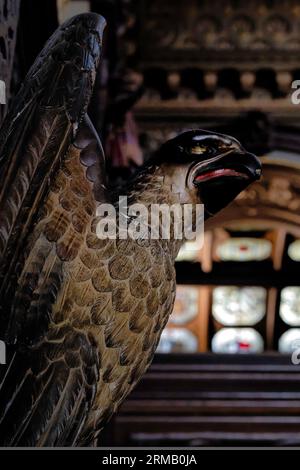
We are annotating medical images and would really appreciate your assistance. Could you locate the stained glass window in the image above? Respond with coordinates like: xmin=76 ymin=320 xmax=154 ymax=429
xmin=172 ymin=223 xmax=300 ymax=356
xmin=156 ymin=328 xmax=198 ymax=353
xmin=288 ymin=240 xmax=300 ymax=261
xmin=280 ymin=287 xmax=300 ymax=326
xmin=169 ymin=285 xmax=199 ymax=325
xmin=176 ymin=240 xmax=201 ymax=262
xmin=217 ymin=238 xmax=272 ymax=262
xmin=211 ymin=328 xmax=264 ymax=354
xmin=278 ymin=329 xmax=300 ymax=353
xmin=212 ymin=286 xmax=267 ymax=326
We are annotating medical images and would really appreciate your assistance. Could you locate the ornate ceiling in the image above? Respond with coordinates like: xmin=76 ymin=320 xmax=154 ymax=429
xmin=126 ymin=0 xmax=300 ymax=133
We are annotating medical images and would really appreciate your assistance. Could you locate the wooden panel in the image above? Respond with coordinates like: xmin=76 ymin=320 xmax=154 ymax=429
xmin=102 ymin=354 xmax=300 ymax=446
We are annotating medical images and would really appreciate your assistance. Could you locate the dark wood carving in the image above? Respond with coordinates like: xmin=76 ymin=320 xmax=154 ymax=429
xmin=124 ymin=0 xmax=300 ymax=145
xmin=139 ymin=0 xmax=300 ymax=67
xmin=104 ymin=354 xmax=300 ymax=446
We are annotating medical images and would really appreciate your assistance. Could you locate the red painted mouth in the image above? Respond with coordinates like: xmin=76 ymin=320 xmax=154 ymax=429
xmin=194 ymin=168 xmax=249 ymax=183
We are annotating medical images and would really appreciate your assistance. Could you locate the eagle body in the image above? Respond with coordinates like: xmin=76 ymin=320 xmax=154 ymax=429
xmin=0 ymin=13 xmax=261 ymax=446
xmin=0 ymin=128 xmax=178 ymax=445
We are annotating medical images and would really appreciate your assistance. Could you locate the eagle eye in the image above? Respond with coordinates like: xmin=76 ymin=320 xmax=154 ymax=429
xmin=191 ymin=145 xmax=207 ymax=155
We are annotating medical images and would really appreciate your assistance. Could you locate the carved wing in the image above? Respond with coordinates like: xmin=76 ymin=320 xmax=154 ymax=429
xmin=0 ymin=13 xmax=107 ymax=445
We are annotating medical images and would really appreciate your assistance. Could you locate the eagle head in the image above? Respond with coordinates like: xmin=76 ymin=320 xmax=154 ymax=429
xmin=156 ymin=129 xmax=261 ymax=217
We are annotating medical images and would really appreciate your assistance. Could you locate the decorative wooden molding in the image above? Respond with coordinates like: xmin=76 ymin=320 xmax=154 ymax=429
xmin=139 ymin=0 xmax=300 ymax=68
xmin=122 ymin=1 xmax=300 ymax=121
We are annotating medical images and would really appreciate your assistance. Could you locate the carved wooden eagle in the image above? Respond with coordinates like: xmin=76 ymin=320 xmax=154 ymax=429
xmin=0 ymin=13 xmax=261 ymax=446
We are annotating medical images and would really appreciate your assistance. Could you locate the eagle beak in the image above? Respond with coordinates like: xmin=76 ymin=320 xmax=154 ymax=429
xmin=191 ymin=149 xmax=261 ymax=217
xmin=193 ymin=149 xmax=261 ymax=183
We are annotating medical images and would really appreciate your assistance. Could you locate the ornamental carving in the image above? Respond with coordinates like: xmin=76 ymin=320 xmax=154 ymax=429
xmin=141 ymin=0 xmax=300 ymax=56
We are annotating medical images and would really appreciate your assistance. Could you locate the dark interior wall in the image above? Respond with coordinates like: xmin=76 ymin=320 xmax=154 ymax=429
xmin=0 ymin=0 xmax=59 ymax=125
xmin=0 ymin=0 xmax=20 ymax=125
xmin=16 ymin=0 xmax=58 ymax=79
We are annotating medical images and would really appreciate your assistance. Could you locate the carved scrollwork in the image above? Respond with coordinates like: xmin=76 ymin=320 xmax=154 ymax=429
xmin=264 ymin=14 xmax=291 ymax=36
xmin=140 ymin=0 xmax=300 ymax=54
xmin=229 ymin=14 xmax=255 ymax=46
xmin=134 ymin=0 xmax=300 ymax=116
xmin=191 ymin=15 xmax=221 ymax=47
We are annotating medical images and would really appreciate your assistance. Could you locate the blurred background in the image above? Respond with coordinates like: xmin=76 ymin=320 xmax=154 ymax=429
xmin=2 ymin=0 xmax=300 ymax=447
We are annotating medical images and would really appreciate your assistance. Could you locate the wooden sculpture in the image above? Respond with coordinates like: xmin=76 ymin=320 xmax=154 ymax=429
xmin=0 ymin=13 xmax=261 ymax=446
